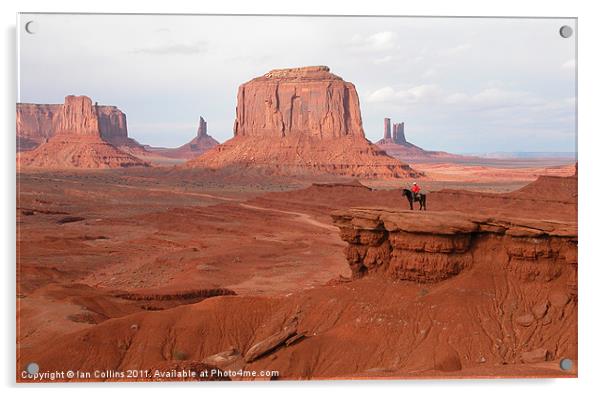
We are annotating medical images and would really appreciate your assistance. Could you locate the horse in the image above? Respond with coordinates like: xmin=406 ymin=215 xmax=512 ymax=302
xmin=402 ymin=189 xmax=427 ymax=211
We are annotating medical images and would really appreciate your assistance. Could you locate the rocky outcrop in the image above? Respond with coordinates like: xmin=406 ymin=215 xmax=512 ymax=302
xmin=187 ymin=66 xmax=419 ymax=179
xmin=376 ymin=119 xmax=467 ymax=160
xmin=147 ymin=116 xmax=219 ymax=160
xmin=96 ymin=105 xmax=141 ymax=148
xmin=233 ymin=66 xmax=365 ymax=139
xmin=17 ymin=97 xmax=143 ymax=152
xmin=383 ymin=118 xmax=391 ymax=140
xmin=332 ymin=208 xmax=577 ymax=284
xmin=16 ymin=104 xmax=61 ymax=151
xmin=392 ymin=122 xmax=405 ymax=144
xmin=244 ymin=319 xmax=299 ymax=363
xmin=18 ymin=95 xmax=148 ymax=169
xmin=197 ymin=116 xmax=207 ymax=137
xmin=55 ymin=95 xmax=102 ymax=136
xmin=378 ymin=118 xmax=405 ymax=145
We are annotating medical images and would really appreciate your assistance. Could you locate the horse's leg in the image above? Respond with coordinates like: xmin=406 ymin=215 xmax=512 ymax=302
xmin=423 ymin=196 xmax=427 ymax=211
xmin=405 ymin=194 xmax=413 ymax=210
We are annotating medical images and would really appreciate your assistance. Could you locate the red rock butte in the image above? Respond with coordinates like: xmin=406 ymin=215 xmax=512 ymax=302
xmin=186 ymin=66 xmax=420 ymax=179
xmin=17 ymin=95 xmax=148 ymax=169
xmin=17 ymin=97 xmax=142 ymax=152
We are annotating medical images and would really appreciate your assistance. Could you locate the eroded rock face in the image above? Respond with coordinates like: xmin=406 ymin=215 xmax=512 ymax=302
xmin=97 ymin=105 xmax=130 ymax=146
xmin=187 ymin=66 xmax=419 ymax=179
xmin=332 ymin=208 xmax=577 ymax=284
xmin=17 ymin=96 xmax=138 ymax=150
xmin=197 ymin=116 xmax=208 ymax=137
xmin=181 ymin=116 xmax=219 ymax=153
xmin=392 ymin=122 xmax=405 ymax=144
xmin=56 ymin=95 xmax=101 ymax=136
xmin=16 ymin=104 xmax=61 ymax=150
xmin=234 ymin=66 xmax=364 ymax=139
xmin=18 ymin=95 xmax=148 ymax=169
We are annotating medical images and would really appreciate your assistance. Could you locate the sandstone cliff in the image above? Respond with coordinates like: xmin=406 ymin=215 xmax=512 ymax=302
xmin=332 ymin=208 xmax=577 ymax=283
xmin=187 ymin=66 xmax=419 ymax=179
xmin=17 ymin=98 xmax=142 ymax=151
xmin=329 ymin=207 xmax=577 ymax=369
xmin=16 ymin=104 xmax=61 ymax=151
xmin=231 ymin=66 xmax=365 ymax=139
xmin=18 ymin=95 xmax=148 ymax=169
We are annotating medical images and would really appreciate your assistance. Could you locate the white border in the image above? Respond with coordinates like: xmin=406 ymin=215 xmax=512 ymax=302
xmin=2 ymin=0 xmax=601 ymax=395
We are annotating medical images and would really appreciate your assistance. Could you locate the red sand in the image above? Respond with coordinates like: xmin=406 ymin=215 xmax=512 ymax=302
xmin=16 ymin=166 xmax=577 ymax=381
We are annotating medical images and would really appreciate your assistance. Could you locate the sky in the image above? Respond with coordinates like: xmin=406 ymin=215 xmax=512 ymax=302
xmin=18 ymin=14 xmax=576 ymax=153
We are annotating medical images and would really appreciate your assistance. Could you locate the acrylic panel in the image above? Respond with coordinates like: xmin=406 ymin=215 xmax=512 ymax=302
xmin=16 ymin=13 xmax=577 ymax=382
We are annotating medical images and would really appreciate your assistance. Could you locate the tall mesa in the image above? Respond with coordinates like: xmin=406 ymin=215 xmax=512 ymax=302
xmin=187 ymin=66 xmax=420 ymax=179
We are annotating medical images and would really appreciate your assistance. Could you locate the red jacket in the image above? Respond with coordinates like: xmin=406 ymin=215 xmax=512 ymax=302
xmin=411 ymin=184 xmax=421 ymax=193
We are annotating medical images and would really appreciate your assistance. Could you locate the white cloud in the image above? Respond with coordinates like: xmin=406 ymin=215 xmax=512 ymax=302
xmin=350 ymin=31 xmax=398 ymax=52
xmin=367 ymin=83 xmax=569 ymax=114
xmin=367 ymin=86 xmax=396 ymax=102
xmin=397 ymin=84 xmax=443 ymax=103
xmin=368 ymin=84 xmax=442 ymax=105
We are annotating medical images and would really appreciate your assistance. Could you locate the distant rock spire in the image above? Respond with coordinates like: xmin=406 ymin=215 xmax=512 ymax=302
xmin=197 ymin=116 xmax=208 ymax=138
xmin=393 ymin=122 xmax=406 ymax=144
xmin=384 ymin=118 xmax=391 ymax=140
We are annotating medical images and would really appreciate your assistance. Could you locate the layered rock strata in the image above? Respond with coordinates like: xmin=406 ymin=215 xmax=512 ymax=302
xmin=332 ymin=208 xmax=577 ymax=284
xmin=187 ymin=66 xmax=419 ymax=179
xmin=17 ymin=98 xmax=141 ymax=151
xmin=18 ymin=95 xmax=148 ymax=169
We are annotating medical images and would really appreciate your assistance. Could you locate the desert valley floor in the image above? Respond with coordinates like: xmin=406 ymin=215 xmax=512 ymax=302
xmin=16 ymin=161 xmax=577 ymax=381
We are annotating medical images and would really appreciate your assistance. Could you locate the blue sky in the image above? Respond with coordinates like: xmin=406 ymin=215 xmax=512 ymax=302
xmin=18 ymin=14 xmax=576 ymax=153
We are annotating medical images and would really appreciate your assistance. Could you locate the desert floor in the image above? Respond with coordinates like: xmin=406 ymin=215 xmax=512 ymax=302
xmin=16 ymin=159 xmax=577 ymax=381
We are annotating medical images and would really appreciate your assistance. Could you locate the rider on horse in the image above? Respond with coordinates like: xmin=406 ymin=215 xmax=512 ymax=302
xmin=411 ymin=182 xmax=421 ymax=201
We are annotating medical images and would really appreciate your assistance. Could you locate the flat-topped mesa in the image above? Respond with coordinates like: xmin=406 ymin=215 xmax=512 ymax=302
xmin=17 ymin=95 xmax=137 ymax=150
xmin=260 ymin=66 xmax=341 ymax=81
xmin=186 ymin=66 xmax=420 ymax=178
xmin=233 ymin=65 xmax=364 ymax=140
xmin=17 ymin=95 xmax=148 ymax=169
xmin=332 ymin=208 xmax=577 ymax=285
